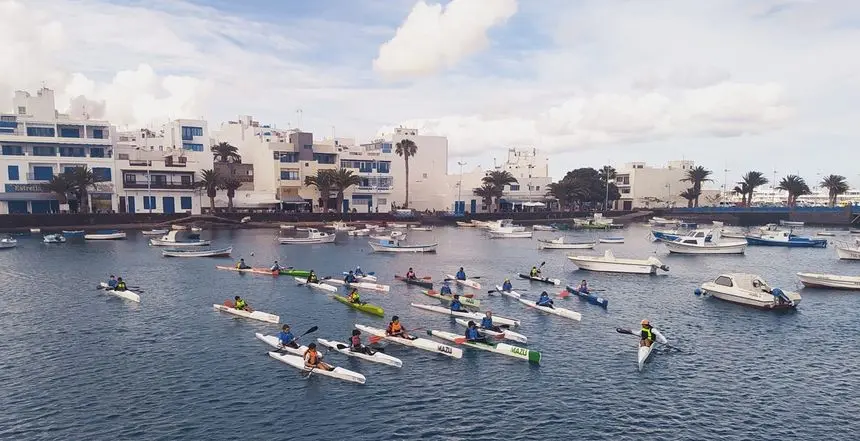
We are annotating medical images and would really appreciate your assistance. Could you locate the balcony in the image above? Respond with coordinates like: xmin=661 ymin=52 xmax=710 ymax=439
xmin=354 ymin=186 xmax=393 ymax=194
xmin=123 ymin=181 xmax=195 ymax=190
xmin=26 ymin=173 xmax=52 ymax=182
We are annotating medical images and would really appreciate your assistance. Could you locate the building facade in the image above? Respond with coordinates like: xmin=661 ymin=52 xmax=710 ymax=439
xmin=0 ymin=88 xmax=115 ymax=214
xmin=494 ymin=148 xmax=552 ymax=211
xmin=614 ymin=160 xmax=696 ymax=209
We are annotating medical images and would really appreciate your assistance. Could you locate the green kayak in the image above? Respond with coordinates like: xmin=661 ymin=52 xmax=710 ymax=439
xmin=333 ymin=295 xmax=384 ymax=317
xmin=279 ymin=269 xmax=311 ymax=277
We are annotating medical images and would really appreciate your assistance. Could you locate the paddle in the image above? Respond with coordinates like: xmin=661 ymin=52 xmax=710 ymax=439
xmin=369 ymin=328 xmax=424 ymax=344
xmin=616 ymin=327 xmax=683 ymax=352
xmin=334 ymin=342 xmax=384 ymax=354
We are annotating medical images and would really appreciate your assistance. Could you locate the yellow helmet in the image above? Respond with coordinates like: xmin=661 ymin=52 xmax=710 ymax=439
xmin=641 ymin=319 xmax=650 ymax=325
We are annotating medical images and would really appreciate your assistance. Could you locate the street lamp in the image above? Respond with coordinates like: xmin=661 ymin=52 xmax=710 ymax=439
xmin=457 ymin=161 xmax=467 ymax=213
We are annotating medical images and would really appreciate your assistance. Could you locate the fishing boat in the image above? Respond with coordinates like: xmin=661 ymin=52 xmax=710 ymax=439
xmin=388 ymin=223 xmax=408 ymax=229
xmin=745 ymin=230 xmax=827 ymax=248
xmin=779 ymin=220 xmax=805 ymax=227
xmin=797 ymin=272 xmax=860 ymax=290
xmin=190 ymin=226 xmax=203 ymax=232
xmin=574 ymin=213 xmax=616 ymax=229
xmin=61 ymin=230 xmax=85 ymax=237
xmin=532 ymin=224 xmax=557 ymax=231
xmin=488 ymin=228 xmax=533 ymax=239
xmin=410 ymin=303 xmax=520 ymax=327
xmin=452 ymin=318 xmax=528 ymax=344
xmin=328 ymin=221 xmax=355 ymax=232
xmin=486 ymin=219 xmax=525 ymax=232
xmin=347 ymin=228 xmax=371 ymax=236
xmin=268 ymin=351 xmax=366 ymax=384
xmin=719 ymin=228 xmax=747 ymax=239
xmin=444 ymin=274 xmax=481 ymax=289
xmin=323 ymin=278 xmax=391 ymax=293
xmin=141 ymin=229 xmax=169 ymax=236
xmin=294 ymin=277 xmax=339 ymax=292
xmin=369 ymin=239 xmax=437 ymax=253
xmin=333 ymin=295 xmax=384 ymax=317
xmin=850 ymin=228 xmax=860 ymax=234
xmin=426 ymin=330 xmax=541 ymax=364
xmin=651 ymin=228 xmax=710 ymax=242
xmin=354 ymin=324 xmax=463 ymax=359
xmin=638 ymin=329 xmax=667 ymax=371
xmin=84 ymin=230 xmax=127 ymax=240
xmin=171 ymin=224 xmax=188 ymax=230
xmin=421 ymin=289 xmax=480 ymax=309
xmin=598 ymin=237 xmax=624 ymax=244
xmin=98 ymin=282 xmax=141 ymax=302
xmin=537 ymin=237 xmax=595 ymax=250
xmin=816 ymin=231 xmax=836 ymax=237
xmin=278 ymin=228 xmax=336 ymax=244
xmin=163 ymin=247 xmax=232 ymax=257
xmin=835 ymin=240 xmax=860 ymax=260
xmin=456 ymin=221 xmax=476 ymax=227
xmin=567 ymin=250 xmax=669 ymax=274
xmin=370 ymin=231 xmax=407 ymax=241
xmin=213 ymin=302 xmax=280 ymax=323
xmin=410 ymin=225 xmax=434 ymax=231
xmin=316 ymin=338 xmax=403 ymax=367
xmin=649 ymin=217 xmax=680 ymax=226
xmin=149 ymin=230 xmax=210 ymax=247
xmin=517 ymin=273 xmax=562 ymax=285
xmin=697 ymin=273 xmax=801 ymax=309
xmin=515 ymin=297 xmax=582 ymax=321
xmin=394 ymin=275 xmax=433 ymax=289
xmin=42 ymin=234 xmax=66 ymax=244
xmin=564 ymin=286 xmax=609 ymax=308
xmin=661 ymin=229 xmax=747 ymax=254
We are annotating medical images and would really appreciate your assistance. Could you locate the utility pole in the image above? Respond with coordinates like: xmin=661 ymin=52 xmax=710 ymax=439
xmin=603 ymin=165 xmax=610 ymax=212
xmin=772 ymin=169 xmax=778 ymax=204
xmin=457 ymin=161 xmax=466 ymax=213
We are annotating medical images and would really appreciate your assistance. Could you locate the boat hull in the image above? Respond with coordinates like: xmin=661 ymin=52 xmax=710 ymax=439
xmin=316 ymin=338 xmax=402 ymax=367
xmin=85 ymin=232 xmax=127 ymax=240
xmin=699 ymin=284 xmax=801 ymax=310
xmin=426 ymin=330 xmax=540 ymax=364
xmin=565 ymin=286 xmax=609 ymax=308
xmin=745 ymin=236 xmax=827 ymax=248
xmin=517 ymin=274 xmax=561 ymax=285
xmin=836 ymin=246 xmax=860 ymax=260
xmin=567 ymin=257 xmax=660 ymax=274
xmin=537 ymin=240 xmax=595 ymax=250
xmin=395 ymin=275 xmax=433 ymax=289
xmin=445 ymin=274 xmax=481 ymax=289
xmin=369 ymin=242 xmax=437 ymax=252
xmin=268 ymin=352 xmax=366 ymax=384
xmin=213 ymin=304 xmax=279 ymax=323
xmin=354 ymin=324 xmax=463 ymax=359
xmin=452 ymin=318 xmax=527 ymax=343
xmin=99 ymin=282 xmax=141 ymax=302
xmin=410 ymin=303 xmax=520 ymax=327
xmin=163 ymin=247 xmax=232 ymax=257
xmin=516 ymin=298 xmax=581 ymax=321
xmin=797 ymin=272 xmax=860 ymax=290
xmin=663 ymin=241 xmax=746 ymax=254
xmin=149 ymin=239 xmax=211 ymax=247
xmin=333 ymin=295 xmax=384 ymax=317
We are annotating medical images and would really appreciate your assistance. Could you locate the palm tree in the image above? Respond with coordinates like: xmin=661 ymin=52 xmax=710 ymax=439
xmin=196 ymin=169 xmax=221 ymax=213
xmin=739 ymin=171 xmax=768 ymax=207
xmin=67 ymin=166 xmax=100 ymax=213
xmin=483 ymin=170 xmax=519 ymax=192
xmin=41 ymin=174 xmax=74 ymax=210
xmin=473 ymin=183 xmax=501 ymax=212
xmin=394 ymin=139 xmax=418 ymax=207
xmin=304 ymin=169 xmax=336 ymax=212
xmin=211 ymin=142 xmax=241 ymax=163
xmin=777 ymin=175 xmax=811 ymax=207
xmin=679 ymin=187 xmax=700 ymax=208
xmin=220 ymin=178 xmax=242 ymax=212
xmin=680 ymin=166 xmax=713 ymax=207
xmin=732 ymin=183 xmax=750 ymax=206
xmin=820 ymin=174 xmax=849 ymax=207
xmin=331 ymin=169 xmax=362 ymax=213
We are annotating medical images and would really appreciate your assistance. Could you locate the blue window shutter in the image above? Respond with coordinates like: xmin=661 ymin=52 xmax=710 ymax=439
xmin=8 ymin=165 xmax=19 ymax=180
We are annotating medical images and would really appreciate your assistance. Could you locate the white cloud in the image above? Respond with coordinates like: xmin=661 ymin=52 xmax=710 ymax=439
xmin=373 ymin=0 xmax=518 ymax=79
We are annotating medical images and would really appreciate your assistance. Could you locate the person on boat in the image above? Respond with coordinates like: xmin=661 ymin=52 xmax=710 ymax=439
xmin=303 ymin=343 xmax=334 ymax=371
xmin=306 ymin=270 xmax=319 ymax=284
xmin=450 ymin=294 xmax=467 ymax=312
xmin=107 ymin=275 xmax=118 ymax=289
xmin=236 ymin=258 xmax=251 ymax=270
xmin=347 ymin=288 xmax=362 ymax=304
xmin=465 ymin=321 xmax=489 ymax=344
xmin=480 ymin=311 xmax=503 ymax=332
xmin=114 ymin=277 xmax=127 ymax=291
xmin=536 ymin=291 xmax=555 ymax=309
xmin=386 ymin=316 xmax=411 ymax=339
xmin=640 ymin=320 xmax=656 ymax=348
xmin=578 ymin=280 xmax=589 ymax=294
xmin=439 ymin=280 xmax=453 ymax=295
xmin=344 ymin=271 xmax=358 ymax=284
xmin=502 ymin=278 xmax=513 ymax=292
xmin=529 ymin=266 xmax=541 ymax=277
xmin=270 ymin=261 xmax=283 ymax=272
xmin=406 ymin=267 xmax=416 ymax=280
xmin=278 ymin=324 xmax=299 ymax=349
xmin=455 ymin=267 xmax=467 ymax=281
xmin=349 ymin=329 xmax=375 ymax=355
xmin=354 ymin=266 xmax=366 ymax=277
xmin=234 ymin=295 xmax=250 ymax=311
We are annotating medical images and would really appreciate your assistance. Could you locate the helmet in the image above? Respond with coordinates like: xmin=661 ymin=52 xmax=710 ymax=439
xmin=641 ymin=319 xmax=650 ymax=325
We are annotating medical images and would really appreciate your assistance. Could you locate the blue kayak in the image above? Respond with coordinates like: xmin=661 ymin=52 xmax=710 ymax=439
xmin=565 ymin=286 xmax=608 ymax=308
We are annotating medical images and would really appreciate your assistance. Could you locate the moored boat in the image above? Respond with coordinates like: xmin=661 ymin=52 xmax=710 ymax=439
xmin=426 ymin=330 xmax=541 ymax=364
xmin=354 ymin=324 xmax=462 ymax=359
xmin=347 ymin=228 xmax=371 ymax=236
xmin=98 ymin=282 xmax=141 ymax=302
xmin=333 ymin=295 xmax=384 ymax=317
xmin=745 ymin=230 xmax=827 ymax=248
xmin=835 ymin=240 xmax=860 ymax=260
xmin=537 ymin=237 xmax=595 ymax=250
xmin=409 ymin=225 xmax=434 ymax=231
xmin=453 ymin=318 xmax=528 ymax=344
xmin=163 ymin=246 xmax=232 ymax=257
xmin=84 ymin=230 xmax=127 ymax=240
xmin=697 ymin=273 xmax=801 ymax=309
xmin=598 ymin=237 xmax=625 ymax=244
xmin=567 ymin=250 xmax=669 ymax=274
xmin=43 ymin=234 xmax=66 ymax=244
xmin=410 ymin=303 xmax=520 ymax=327
xmin=141 ymin=229 xmax=169 ymax=236
xmin=456 ymin=221 xmax=476 ymax=227
xmin=661 ymin=229 xmax=747 ymax=254
xmin=488 ymin=228 xmax=533 ymax=239
xmin=150 ymin=230 xmax=210 ymax=246
xmin=268 ymin=351 xmax=366 ymax=384
xmin=369 ymin=239 xmax=437 ymax=253
xmin=779 ymin=220 xmax=805 ymax=227
xmin=532 ymin=224 xmax=558 ymax=231
xmin=316 ymin=338 xmax=402 ymax=367
xmin=394 ymin=275 xmax=433 ymax=289
xmin=797 ymin=272 xmax=860 ymax=290
xmin=278 ymin=228 xmax=336 ymax=244
xmin=328 ymin=221 xmax=356 ymax=232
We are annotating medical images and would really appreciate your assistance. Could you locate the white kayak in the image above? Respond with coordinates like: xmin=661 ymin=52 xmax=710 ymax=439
xmin=427 ymin=329 xmax=541 ymax=364
xmin=445 ymin=274 xmax=481 ymax=289
xmin=342 ymin=272 xmax=378 ymax=282
xmin=213 ymin=304 xmax=280 ymax=324
xmin=323 ymin=278 xmax=391 ymax=293
xmin=256 ymin=332 xmax=311 ymax=356
xmin=98 ymin=282 xmax=141 ymax=303
xmin=494 ymin=285 xmax=522 ymax=299
xmin=516 ymin=298 xmax=582 ymax=321
xmin=638 ymin=329 xmax=667 ymax=371
xmin=294 ymin=277 xmax=338 ymax=292
xmin=354 ymin=324 xmax=462 ymax=359
xmin=316 ymin=338 xmax=403 ymax=368
xmin=410 ymin=303 xmax=521 ymax=327
xmin=268 ymin=351 xmax=366 ymax=384
xmin=453 ymin=318 xmax=528 ymax=344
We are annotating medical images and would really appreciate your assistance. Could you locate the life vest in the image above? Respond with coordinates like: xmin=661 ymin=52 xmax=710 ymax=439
xmin=530 ymin=269 xmax=538 ymax=277
xmin=348 ymin=293 xmax=360 ymax=303
xmin=481 ymin=317 xmax=493 ymax=328
xmin=304 ymin=349 xmax=319 ymax=365
xmin=466 ymin=327 xmax=480 ymax=340
xmin=350 ymin=335 xmax=361 ymax=347
xmin=502 ymin=282 xmax=512 ymax=291
xmin=235 ymin=299 xmax=246 ymax=310
xmin=406 ymin=271 xmax=415 ymax=279
xmin=116 ymin=282 xmax=126 ymax=291
xmin=641 ymin=327 xmax=654 ymax=341
xmin=236 ymin=262 xmax=243 ymax=269
xmin=387 ymin=321 xmax=402 ymax=334
xmin=451 ymin=300 xmax=462 ymax=311
xmin=308 ymin=275 xmax=318 ymax=283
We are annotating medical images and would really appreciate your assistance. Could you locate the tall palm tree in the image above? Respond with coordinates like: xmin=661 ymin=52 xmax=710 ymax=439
xmin=820 ymin=174 xmax=849 ymax=207
xmin=732 ymin=183 xmax=750 ymax=206
xmin=67 ymin=166 xmax=100 ymax=213
xmin=679 ymin=187 xmax=700 ymax=208
xmin=680 ymin=166 xmax=713 ymax=207
xmin=331 ymin=169 xmax=362 ymax=213
xmin=777 ymin=175 xmax=811 ymax=207
xmin=220 ymin=178 xmax=242 ymax=212
xmin=304 ymin=169 xmax=336 ymax=212
xmin=211 ymin=142 xmax=241 ymax=163
xmin=41 ymin=174 xmax=73 ymax=209
xmin=394 ymin=139 xmax=418 ymax=208
xmin=196 ymin=169 xmax=221 ymax=213
xmin=739 ymin=171 xmax=768 ymax=207
xmin=473 ymin=182 xmax=501 ymax=212
xmin=483 ymin=170 xmax=519 ymax=192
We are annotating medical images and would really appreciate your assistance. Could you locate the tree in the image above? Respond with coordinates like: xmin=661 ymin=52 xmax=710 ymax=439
xmin=67 ymin=166 xmax=101 ymax=213
xmin=211 ymin=142 xmax=241 ymax=163
xmin=732 ymin=183 xmax=750 ymax=206
xmin=41 ymin=174 xmax=74 ymax=208
xmin=738 ymin=171 xmax=768 ymax=207
xmin=820 ymin=174 xmax=849 ymax=207
xmin=220 ymin=178 xmax=242 ymax=211
xmin=483 ymin=170 xmax=519 ymax=191
xmin=680 ymin=166 xmax=713 ymax=207
xmin=546 ymin=181 xmax=576 ymax=211
xmin=473 ymin=182 xmax=501 ymax=212
xmin=331 ymin=169 xmax=362 ymax=213
xmin=304 ymin=169 xmax=336 ymax=212
xmin=196 ymin=169 xmax=221 ymax=213
xmin=777 ymin=175 xmax=811 ymax=207
xmin=598 ymin=165 xmax=621 ymax=210
xmin=679 ymin=187 xmax=700 ymax=208
xmin=394 ymin=139 xmax=418 ymax=208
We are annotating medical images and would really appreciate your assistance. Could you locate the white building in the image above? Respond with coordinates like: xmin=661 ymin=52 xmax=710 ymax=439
xmin=114 ymin=119 xmax=212 ymax=214
xmin=0 ymin=88 xmax=115 ymax=214
xmin=614 ymin=160 xmax=696 ymax=209
xmin=334 ymin=138 xmax=395 ymax=213
xmin=494 ymin=148 xmax=552 ymax=212
xmin=385 ymin=127 xmax=449 ymax=211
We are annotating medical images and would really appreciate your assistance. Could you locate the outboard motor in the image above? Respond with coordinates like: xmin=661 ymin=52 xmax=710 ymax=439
xmin=771 ymin=288 xmax=793 ymax=306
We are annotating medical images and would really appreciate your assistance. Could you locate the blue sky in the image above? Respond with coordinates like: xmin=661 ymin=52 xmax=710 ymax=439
xmin=2 ymin=0 xmax=859 ymax=189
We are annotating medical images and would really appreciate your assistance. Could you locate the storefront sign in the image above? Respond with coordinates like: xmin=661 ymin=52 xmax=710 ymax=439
xmin=5 ymin=184 xmax=45 ymax=193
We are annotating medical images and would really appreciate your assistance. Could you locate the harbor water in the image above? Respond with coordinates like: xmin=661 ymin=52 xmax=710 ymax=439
xmin=1 ymin=225 xmax=858 ymax=440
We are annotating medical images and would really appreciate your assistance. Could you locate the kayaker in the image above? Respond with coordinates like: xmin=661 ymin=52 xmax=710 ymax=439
xmin=578 ymin=280 xmax=589 ymax=293
xmin=115 ymin=277 xmax=127 ymax=291
xmin=406 ymin=267 xmax=416 ymax=280
xmin=349 ymin=329 xmax=375 ymax=355
xmin=236 ymin=258 xmax=250 ymax=270
xmin=502 ymin=278 xmax=513 ymax=292
xmin=440 ymin=281 xmax=453 ymax=295
xmin=278 ymin=324 xmax=299 ymax=349
xmin=306 ymin=270 xmax=319 ymax=284
xmin=303 ymin=343 xmax=334 ymax=371
xmin=354 ymin=266 xmax=366 ymax=277
xmin=386 ymin=316 xmax=411 ymax=339
xmin=465 ymin=321 xmax=488 ymax=344
xmin=344 ymin=271 xmax=358 ymax=284
xmin=529 ymin=266 xmax=541 ymax=277
xmin=107 ymin=275 xmax=118 ymax=289
xmin=234 ymin=295 xmax=251 ymax=311
xmin=640 ymin=320 xmax=655 ymax=348
xmin=455 ymin=267 xmax=467 ymax=281
xmin=270 ymin=261 xmax=282 ymax=272
xmin=347 ymin=288 xmax=362 ymax=304
xmin=450 ymin=294 xmax=466 ymax=312
xmin=536 ymin=291 xmax=555 ymax=309
xmin=480 ymin=311 xmax=503 ymax=332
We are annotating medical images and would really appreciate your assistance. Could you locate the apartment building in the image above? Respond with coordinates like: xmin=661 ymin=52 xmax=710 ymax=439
xmin=614 ymin=160 xmax=696 ymax=209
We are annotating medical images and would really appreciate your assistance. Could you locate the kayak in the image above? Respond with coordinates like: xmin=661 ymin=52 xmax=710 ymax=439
xmin=216 ymin=265 xmax=278 ymax=276
xmin=453 ymin=318 xmax=528 ymax=344
xmin=268 ymin=351 xmax=366 ymax=384
xmin=213 ymin=304 xmax=280 ymax=324
xmin=294 ymin=277 xmax=338 ymax=292
xmin=515 ymin=298 xmax=582 ymax=321
xmin=333 ymin=295 xmax=384 ymax=317
xmin=565 ymin=285 xmax=609 ymax=308
xmin=518 ymin=273 xmax=561 ymax=286
xmin=395 ymin=275 xmax=433 ymax=289
xmin=445 ymin=274 xmax=481 ymax=289
xmin=426 ymin=330 xmax=541 ymax=364
xmin=410 ymin=303 xmax=520 ymax=327
xmin=638 ymin=329 xmax=667 ymax=371
xmin=316 ymin=338 xmax=402 ymax=367
xmin=323 ymin=278 xmax=391 ymax=293
xmin=255 ymin=332 xmax=311 ymax=356
xmin=98 ymin=282 xmax=141 ymax=303
xmin=280 ymin=269 xmax=311 ymax=277
xmin=342 ymin=272 xmax=377 ymax=282
xmin=494 ymin=285 xmax=522 ymax=299
xmin=354 ymin=324 xmax=462 ymax=359
xmin=421 ymin=290 xmax=480 ymax=309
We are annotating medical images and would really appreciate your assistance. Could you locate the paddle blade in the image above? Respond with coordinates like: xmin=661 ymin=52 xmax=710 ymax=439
xmin=453 ymin=337 xmax=466 ymax=344
xmin=615 ymin=327 xmax=635 ymax=336
xmin=487 ymin=290 xmax=497 ymax=294
xmin=493 ymin=334 xmax=505 ymax=340
xmin=421 ymin=276 xmax=433 ymax=280
xmin=369 ymin=335 xmax=383 ymax=344
xmin=224 ymin=300 xmax=235 ymax=308
xmin=303 ymin=326 xmax=319 ymax=336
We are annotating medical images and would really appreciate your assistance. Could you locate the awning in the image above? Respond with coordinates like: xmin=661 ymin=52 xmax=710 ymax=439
xmin=279 ymin=195 xmax=309 ymax=204
xmin=0 ymin=192 xmax=56 ymax=201
xmin=523 ymin=202 xmax=546 ymax=207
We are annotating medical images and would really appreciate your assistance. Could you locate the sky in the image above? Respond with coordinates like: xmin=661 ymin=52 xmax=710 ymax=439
xmin=1 ymin=0 xmax=859 ymax=189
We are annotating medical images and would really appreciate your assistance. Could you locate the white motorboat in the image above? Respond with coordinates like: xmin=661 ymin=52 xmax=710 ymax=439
xmin=191 ymin=226 xmax=203 ymax=232
xmin=163 ymin=246 xmax=232 ymax=257
xmin=369 ymin=239 xmax=437 ymax=253
xmin=649 ymin=217 xmax=680 ymax=226
xmin=797 ymin=272 xmax=860 ymax=290
xmin=661 ymin=229 xmax=747 ymax=255
xmin=278 ymin=228 xmax=336 ymax=244
xmin=719 ymin=228 xmax=747 ymax=239
xmin=279 ymin=224 xmax=295 ymax=230
xmin=488 ymin=228 xmax=533 ymax=239
xmin=141 ymin=229 xmax=169 ymax=236
xmin=43 ymin=234 xmax=66 ymax=244
xmin=698 ymin=273 xmax=801 ymax=309
xmin=370 ymin=230 xmax=407 ymax=241
xmin=567 ymin=250 xmax=669 ymax=274
xmin=598 ymin=237 xmax=624 ymax=244
xmin=779 ymin=220 xmax=805 ymax=227
xmin=537 ymin=237 xmax=595 ymax=250
xmin=835 ymin=239 xmax=860 ymax=260
xmin=328 ymin=221 xmax=355 ymax=232
xmin=0 ymin=236 xmax=18 ymax=249
xmin=410 ymin=225 xmax=433 ymax=231
xmin=171 ymin=224 xmax=188 ymax=230
xmin=532 ymin=224 xmax=557 ymax=231
xmin=388 ymin=223 xmax=408 ymax=229
xmin=347 ymin=228 xmax=371 ymax=236
xmin=149 ymin=230 xmax=211 ymax=247
xmin=486 ymin=219 xmax=525 ymax=232
xmin=456 ymin=221 xmax=476 ymax=227
xmin=84 ymin=230 xmax=127 ymax=240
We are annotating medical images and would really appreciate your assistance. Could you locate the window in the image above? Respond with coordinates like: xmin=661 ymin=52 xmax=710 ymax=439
xmin=59 ymin=147 xmax=86 ymax=157
xmin=510 ymin=184 xmax=520 ymax=191
xmin=90 ymin=147 xmax=105 ymax=158
xmin=382 ymin=143 xmax=392 ymax=153
xmin=377 ymin=198 xmax=387 ymax=205
xmin=32 ymin=146 xmax=56 ymax=156
xmin=124 ymin=174 xmax=137 ymax=183
xmin=535 ymin=186 xmax=540 ymax=191
xmin=180 ymin=196 xmax=193 ymax=210
xmin=279 ymin=152 xmax=298 ymax=163
xmin=182 ymin=143 xmax=204 ymax=152
xmin=303 ymin=144 xmax=313 ymax=150
xmin=2 ymin=145 xmax=23 ymax=155
xmin=280 ymin=170 xmax=299 ymax=180
xmin=17 ymin=106 xmax=26 ymax=115
xmin=32 ymin=166 xmax=53 ymax=180
xmin=358 ymin=161 xmax=373 ymax=173
xmin=181 ymin=126 xmax=203 ymax=140
xmin=621 ymin=188 xmax=631 ymax=194
xmin=59 ymin=127 xmax=81 ymax=138
xmin=714 ymin=276 xmax=733 ymax=287
xmin=422 ymin=173 xmax=428 ymax=179
xmin=27 ymin=127 xmax=55 ymax=137
xmin=313 ymin=153 xmax=336 ymax=164
xmin=377 ymin=161 xmax=390 ymax=173
xmin=64 ymin=167 xmax=77 ymax=175
xmin=92 ymin=167 xmax=111 ymax=181
xmin=151 ymin=175 xmax=167 ymax=186
xmin=92 ymin=128 xmax=104 ymax=139
xmin=8 ymin=165 xmax=19 ymax=181
xmin=118 ymin=153 xmax=129 ymax=160
xmin=181 ymin=175 xmax=192 ymax=185
xmin=142 ymin=196 xmax=157 ymax=210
